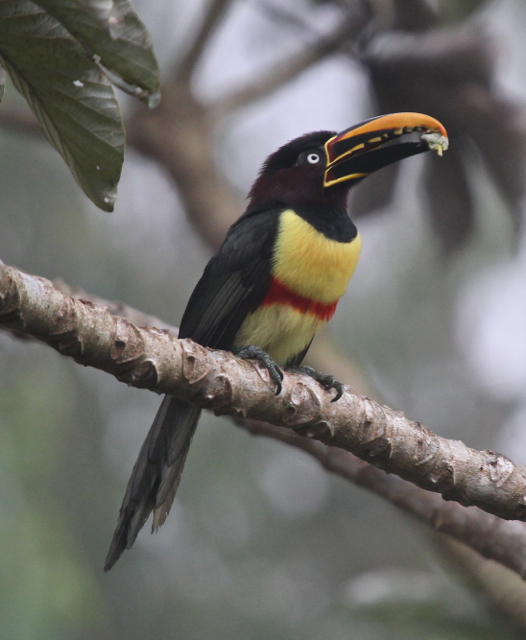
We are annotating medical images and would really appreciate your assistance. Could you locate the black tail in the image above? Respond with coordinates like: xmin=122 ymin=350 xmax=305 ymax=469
xmin=104 ymin=396 xmax=201 ymax=571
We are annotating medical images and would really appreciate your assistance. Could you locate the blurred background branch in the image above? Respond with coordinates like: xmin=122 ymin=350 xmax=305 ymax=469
xmin=244 ymin=419 xmax=526 ymax=579
xmin=209 ymin=12 xmax=364 ymax=118
xmin=173 ymin=0 xmax=234 ymax=84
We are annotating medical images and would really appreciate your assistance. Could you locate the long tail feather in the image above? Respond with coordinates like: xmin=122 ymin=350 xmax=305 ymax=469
xmin=104 ymin=396 xmax=201 ymax=571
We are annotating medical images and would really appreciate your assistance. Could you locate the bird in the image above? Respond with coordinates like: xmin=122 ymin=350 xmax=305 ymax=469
xmin=104 ymin=112 xmax=448 ymax=570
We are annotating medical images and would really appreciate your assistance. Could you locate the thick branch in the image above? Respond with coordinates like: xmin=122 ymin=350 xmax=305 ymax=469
xmin=3 ymin=263 xmax=526 ymax=542
xmin=29 ymin=273 xmax=526 ymax=580
xmin=5 ymin=263 xmax=526 ymax=579
xmin=52 ymin=278 xmax=178 ymax=336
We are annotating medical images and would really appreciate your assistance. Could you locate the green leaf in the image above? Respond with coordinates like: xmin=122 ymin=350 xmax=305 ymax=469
xmin=32 ymin=0 xmax=160 ymax=106
xmin=36 ymin=0 xmax=114 ymax=28
xmin=0 ymin=61 xmax=5 ymax=103
xmin=0 ymin=1 xmax=125 ymax=211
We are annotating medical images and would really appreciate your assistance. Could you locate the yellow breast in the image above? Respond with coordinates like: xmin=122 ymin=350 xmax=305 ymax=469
xmin=272 ymin=209 xmax=361 ymax=303
xmin=235 ymin=304 xmax=325 ymax=366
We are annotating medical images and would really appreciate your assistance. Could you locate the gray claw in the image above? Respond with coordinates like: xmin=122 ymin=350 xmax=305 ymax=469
xmin=288 ymin=365 xmax=344 ymax=402
xmin=233 ymin=345 xmax=284 ymax=395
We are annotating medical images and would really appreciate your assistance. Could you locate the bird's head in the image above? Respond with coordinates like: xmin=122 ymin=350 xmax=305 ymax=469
xmin=248 ymin=112 xmax=448 ymax=211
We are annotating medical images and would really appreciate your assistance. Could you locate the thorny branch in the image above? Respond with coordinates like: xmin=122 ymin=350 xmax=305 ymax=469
xmin=3 ymin=261 xmax=526 ymax=580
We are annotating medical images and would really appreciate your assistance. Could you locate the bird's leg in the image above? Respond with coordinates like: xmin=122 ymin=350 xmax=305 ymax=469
xmin=232 ymin=345 xmax=284 ymax=395
xmin=287 ymin=366 xmax=344 ymax=402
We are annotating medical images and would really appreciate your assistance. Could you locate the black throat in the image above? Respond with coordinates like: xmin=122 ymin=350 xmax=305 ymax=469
xmin=292 ymin=193 xmax=357 ymax=243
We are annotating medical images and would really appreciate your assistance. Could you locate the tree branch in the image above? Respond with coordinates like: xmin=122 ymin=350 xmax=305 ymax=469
xmin=434 ymin=535 xmax=526 ymax=631
xmin=28 ymin=269 xmax=526 ymax=581
xmin=3 ymin=260 xmax=526 ymax=577
xmin=0 ymin=106 xmax=44 ymax=137
xmin=126 ymin=82 xmax=237 ymax=248
xmin=174 ymin=0 xmax=234 ymax=84
xmin=244 ymin=420 xmax=526 ymax=579
xmin=52 ymin=278 xmax=178 ymax=336
xmin=210 ymin=17 xmax=360 ymax=119
xmin=43 ymin=270 xmax=526 ymax=576
xmin=22 ymin=269 xmax=526 ymax=578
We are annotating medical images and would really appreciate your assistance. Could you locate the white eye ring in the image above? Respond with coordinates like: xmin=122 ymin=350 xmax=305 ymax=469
xmin=307 ymin=152 xmax=320 ymax=164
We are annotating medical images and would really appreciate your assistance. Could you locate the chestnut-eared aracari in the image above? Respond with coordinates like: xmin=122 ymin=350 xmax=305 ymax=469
xmin=105 ymin=112 xmax=448 ymax=570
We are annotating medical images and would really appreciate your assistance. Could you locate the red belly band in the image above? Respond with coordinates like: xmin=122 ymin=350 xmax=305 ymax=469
xmin=262 ymin=276 xmax=338 ymax=322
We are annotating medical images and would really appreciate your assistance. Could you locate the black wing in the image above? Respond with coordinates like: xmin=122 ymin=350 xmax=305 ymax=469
xmin=179 ymin=206 xmax=281 ymax=349
xmin=104 ymin=207 xmax=282 ymax=571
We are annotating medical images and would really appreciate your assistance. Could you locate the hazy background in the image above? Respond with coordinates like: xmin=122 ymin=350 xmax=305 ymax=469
xmin=1 ymin=0 xmax=526 ymax=638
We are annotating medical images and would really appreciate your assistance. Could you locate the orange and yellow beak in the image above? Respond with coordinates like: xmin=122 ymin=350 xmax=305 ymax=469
xmin=324 ymin=112 xmax=448 ymax=188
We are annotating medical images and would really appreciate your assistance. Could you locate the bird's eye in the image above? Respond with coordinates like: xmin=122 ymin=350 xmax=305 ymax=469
xmin=307 ymin=152 xmax=320 ymax=164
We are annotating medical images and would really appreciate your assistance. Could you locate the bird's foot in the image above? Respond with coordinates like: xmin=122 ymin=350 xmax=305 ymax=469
xmin=287 ymin=366 xmax=344 ymax=402
xmin=232 ymin=345 xmax=284 ymax=395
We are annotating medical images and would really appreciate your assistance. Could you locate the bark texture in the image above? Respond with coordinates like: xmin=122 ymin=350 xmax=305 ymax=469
xmin=7 ymin=265 xmax=526 ymax=577
xmin=3 ymin=262 xmax=526 ymax=539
